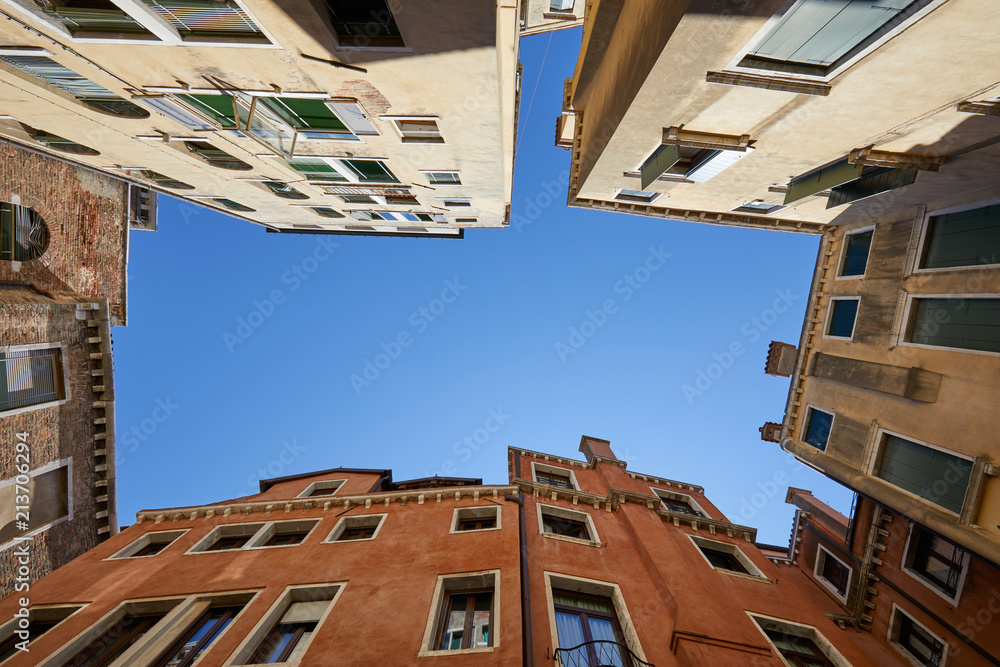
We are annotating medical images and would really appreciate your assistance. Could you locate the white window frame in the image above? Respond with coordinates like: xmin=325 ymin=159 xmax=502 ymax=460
xmin=649 ymin=487 xmax=707 ymax=517
xmin=385 ymin=116 xmax=444 ymax=143
xmin=325 ymin=513 xmax=387 ymax=543
xmin=900 ymin=522 xmax=970 ymax=605
xmin=614 ymin=188 xmax=662 ymax=203
xmin=418 ymin=570 xmax=499 ymax=657
xmin=913 ymin=198 xmax=1000 ymax=274
xmin=244 ymin=519 xmax=319 ymax=549
xmin=287 ymin=157 xmax=397 ymax=185
xmin=108 ymin=529 xmax=189 ymax=559
xmin=537 ymin=504 xmax=600 ymax=547
xmin=898 ymin=293 xmax=1000 ymax=357
xmin=542 ymin=572 xmax=649 ymax=665
xmin=298 ymin=479 xmax=346 ymax=498
xmin=0 ymin=457 xmax=73 ymax=552
xmin=688 ymin=534 xmax=768 ymax=580
xmin=801 ymin=405 xmax=835 ymax=451
xmin=724 ymin=0 xmax=948 ymax=84
xmin=748 ymin=612 xmax=853 ymax=667
xmin=223 ymin=583 xmax=343 ymax=666
xmin=0 ymin=342 xmax=71 ymax=417
xmin=865 ymin=427 xmax=974 ymax=517
xmin=823 ymin=296 xmax=860 ymax=340
xmin=814 ymin=544 xmax=852 ymax=603
xmin=450 ymin=505 xmax=501 ymax=534
xmin=421 ymin=170 xmax=462 ymax=186
xmin=887 ymin=604 xmax=949 ymax=667
xmin=438 ymin=197 xmax=471 ymax=207
xmin=836 ymin=224 xmax=875 ymax=279
xmin=531 ymin=462 xmax=579 ymax=490
xmin=187 ymin=521 xmax=318 ymax=554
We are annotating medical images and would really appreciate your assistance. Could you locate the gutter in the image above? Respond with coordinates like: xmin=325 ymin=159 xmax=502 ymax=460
xmin=514 ymin=450 xmax=533 ymax=667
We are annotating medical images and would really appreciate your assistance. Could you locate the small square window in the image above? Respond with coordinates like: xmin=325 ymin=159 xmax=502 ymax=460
xmin=691 ymin=536 xmax=765 ymax=578
xmin=191 ymin=524 xmax=265 ymax=553
xmin=815 ymin=545 xmax=851 ymax=601
xmin=298 ymin=479 xmax=345 ymax=498
xmin=890 ymin=606 xmax=947 ymax=667
xmin=391 ymin=118 xmax=444 ymax=143
xmin=538 ymin=505 xmax=597 ymax=544
xmin=0 ymin=606 xmax=80 ymax=660
xmin=111 ymin=530 xmax=187 ymax=559
xmin=826 ymin=298 xmax=860 ymax=339
xmin=802 ymin=407 xmax=834 ymax=451
xmin=451 ymin=506 xmax=500 ymax=533
xmin=751 ymin=614 xmax=846 ymax=667
xmin=840 ymin=228 xmax=873 ymax=277
xmin=615 ymin=189 xmax=660 ymax=203
xmin=733 ymin=201 xmax=783 ymax=214
xmin=532 ymin=463 xmax=578 ymax=490
xmin=441 ymin=198 xmax=471 ymax=207
xmin=902 ymin=524 xmax=968 ymax=602
xmin=249 ymin=520 xmax=319 ymax=549
xmin=327 ymin=514 xmax=385 ymax=542
xmin=421 ymin=571 xmax=498 ymax=656
xmin=652 ymin=489 xmax=706 ymax=518
xmin=425 ymin=171 xmax=461 ymax=185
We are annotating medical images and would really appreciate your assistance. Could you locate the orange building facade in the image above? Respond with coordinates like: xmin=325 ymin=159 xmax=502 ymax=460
xmin=0 ymin=436 xmax=946 ymax=666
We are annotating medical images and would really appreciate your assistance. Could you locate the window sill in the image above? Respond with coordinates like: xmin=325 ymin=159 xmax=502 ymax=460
xmin=450 ymin=526 xmax=503 ymax=535
xmin=541 ymin=533 xmax=601 ymax=548
xmin=717 ymin=569 xmax=771 ymax=583
xmin=418 ymin=646 xmax=495 ymax=657
xmin=901 ymin=567 xmax=961 ymax=606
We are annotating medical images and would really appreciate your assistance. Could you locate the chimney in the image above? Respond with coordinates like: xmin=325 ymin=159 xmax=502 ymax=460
xmin=764 ymin=341 xmax=798 ymax=377
xmin=579 ymin=435 xmax=616 ymax=463
xmin=759 ymin=422 xmax=783 ymax=443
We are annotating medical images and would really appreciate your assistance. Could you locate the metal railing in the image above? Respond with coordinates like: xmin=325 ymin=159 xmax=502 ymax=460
xmin=553 ymin=640 xmax=654 ymax=667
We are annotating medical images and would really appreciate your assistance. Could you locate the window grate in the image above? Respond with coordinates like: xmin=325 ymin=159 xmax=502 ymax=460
xmin=0 ymin=348 xmax=62 ymax=411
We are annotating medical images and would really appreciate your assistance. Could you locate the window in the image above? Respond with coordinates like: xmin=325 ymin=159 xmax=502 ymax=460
xmin=212 ymin=198 xmax=255 ymax=212
xmin=903 ymin=524 xmax=968 ymax=602
xmin=310 ymin=207 xmax=344 ymax=218
xmin=390 ymin=118 xmax=444 ymax=143
xmin=0 ymin=606 xmax=80 ymax=661
xmin=424 ymin=171 xmax=461 ymax=185
xmin=138 ymin=171 xmax=194 ymax=190
xmin=441 ymin=198 xmax=471 ymax=207
xmin=451 ymin=506 xmax=500 ymax=533
xmin=1 ymin=204 xmax=50 ymax=263
xmin=38 ymin=0 xmax=153 ymax=37
xmin=67 ymin=612 xmax=169 ymax=666
xmin=651 ymin=488 xmax=707 ymax=517
xmin=538 ymin=505 xmax=597 ymax=544
xmin=532 ymin=463 xmax=578 ymax=490
xmin=234 ymin=586 xmax=340 ymax=665
xmin=839 ymin=228 xmax=874 ymax=277
xmin=327 ymin=514 xmax=385 ymax=542
xmin=739 ymin=0 xmax=929 ymax=78
xmin=141 ymin=0 xmax=266 ymax=41
xmin=874 ymin=432 xmax=972 ymax=514
xmin=815 ymin=545 xmax=852 ymax=601
xmin=615 ymin=189 xmax=660 ymax=203
xmin=733 ymin=201 xmax=782 ymax=214
xmin=248 ymin=520 xmax=319 ymax=548
xmin=552 ymin=590 xmax=631 ymax=667
xmin=783 ymin=158 xmax=917 ymax=206
xmin=691 ymin=535 xmax=766 ymax=578
xmin=0 ymin=459 xmax=71 ymax=547
xmin=889 ymin=606 xmax=947 ymax=667
xmin=326 ymin=0 xmax=404 ymax=48
xmin=919 ymin=203 xmax=1000 ymax=270
xmin=287 ymin=158 xmax=398 ymax=184
xmin=549 ymin=0 xmax=574 ymax=10
xmin=639 ymin=143 xmax=753 ymax=186
xmin=351 ymin=211 xmax=443 ymax=223
xmin=750 ymin=614 xmax=847 ymax=667
xmin=29 ymin=129 xmax=99 ymax=155
xmin=150 ymin=604 xmax=243 ymax=667
xmin=0 ymin=344 xmax=64 ymax=413
xmin=192 ymin=523 xmax=265 ymax=553
xmin=802 ymin=407 xmax=833 ymax=451
xmin=298 ymin=479 xmax=344 ymax=498
xmin=905 ymin=297 xmax=1000 ymax=353
xmin=826 ymin=297 xmax=859 ymax=339
xmin=421 ymin=571 xmax=498 ymax=655
xmin=111 ymin=530 xmax=187 ymax=559
xmin=264 ymin=182 xmax=308 ymax=200
xmin=0 ymin=53 xmax=149 ymax=118
xmin=183 ymin=141 xmax=252 ymax=171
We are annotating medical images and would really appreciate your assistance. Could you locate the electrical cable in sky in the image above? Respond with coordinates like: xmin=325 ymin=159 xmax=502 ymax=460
xmin=516 ymin=31 xmax=553 ymax=155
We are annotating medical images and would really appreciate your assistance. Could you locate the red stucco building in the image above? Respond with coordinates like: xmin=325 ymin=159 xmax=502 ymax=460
xmin=1 ymin=435 xmax=972 ymax=666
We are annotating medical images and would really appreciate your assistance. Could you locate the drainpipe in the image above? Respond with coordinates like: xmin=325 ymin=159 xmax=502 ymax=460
xmin=513 ymin=450 xmax=534 ymax=667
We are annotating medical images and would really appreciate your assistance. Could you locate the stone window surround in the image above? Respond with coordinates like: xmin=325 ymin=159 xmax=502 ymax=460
xmin=835 ymin=224 xmax=876 ymax=280
xmin=687 ymin=534 xmax=769 ymax=581
xmin=417 ymin=570 xmax=499 ymax=657
xmin=541 ymin=571 xmax=648 ymax=665
xmin=0 ymin=342 xmax=71 ymax=417
xmin=41 ymin=591 xmax=257 ymax=667
xmin=648 ymin=486 xmax=707 ymax=517
xmin=185 ymin=519 xmax=320 ymax=554
xmin=892 ymin=292 xmax=1000 ymax=357
xmin=531 ymin=461 xmax=580 ymax=491
xmin=887 ymin=603 xmax=949 ymax=667
xmin=324 ymin=513 xmax=387 ymax=543
xmin=107 ymin=529 xmax=189 ymax=560
xmin=536 ymin=503 xmax=601 ymax=547
xmin=450 ymin=505 xmax=501 ymax=534
xmin=748 ymin=612 xmax=852 ymax=667
xmin=801 ymin=405 xmax=835 ymax=451
xmin=0 ymin=457 xmax=73 ymax=552
xmin=297 ymin=479 xmax=346 ymax=499
xmin=813 ymin=544 xmax=852 ymax=603
xmin=900 ymin=521 xmax=970 ymax=606
xmin=823 ymin=296 xmax=861 ymax=341
xmin=908 ymin=196 xmax=1000 ymax=275
xmin=222 ymin=583 xmax=343 ymax=666
xmin=0 ymin=604 xmax=82 ymax=649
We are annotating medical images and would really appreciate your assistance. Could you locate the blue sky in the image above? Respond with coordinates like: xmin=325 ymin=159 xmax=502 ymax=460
xmin=114 ymin=28 xmax=854 ymax=545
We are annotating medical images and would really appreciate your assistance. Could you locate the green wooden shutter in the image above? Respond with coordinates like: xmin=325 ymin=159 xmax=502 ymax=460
xmin=876 ymin=435 xmax=972 ymax=514
xmin=784 ymin=159 xmax=862 ymax=204
xmin=640 ymin=144 xmax=680 ymax=190
xmin=921 ymin=204 xmax=1000 ymax=269
xmin=908 ymin=298 xmax=1000 ymax=353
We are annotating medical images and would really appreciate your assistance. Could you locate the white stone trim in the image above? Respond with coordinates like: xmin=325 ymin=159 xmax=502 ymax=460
xmin=887 ymin=603 xmax=949 ymax=667
xmin=900 ymin=522 xmax=970 ymax=606
xmin=814 ymin=544 xmax=852 ymax=603
xmin=418 ymin=570 xmax=499 ymax=657
xmin=648 ymin=486 xmax=707 ymax=517
xmin=823 ymin=296 xmax=861 ymax=340
xmin=898 ymin=293 xmax=1000 ymax=357
xmin=536 ymin=503 xmax=600 ymax=547
xmin=835 ymin=224 xmax=876 ymax=280
xmin=0 ymin=456 xmax=73 ymax=552
xmin=531 ymin=461 xmax=579 ymax=491
xmin=747 ymin=611 xmax=853 ymax=667
xmin=297 ymin=479 xmax=346 ymax=499
xmin=688 ymin=534 xmax=769 ymax=580
xmin=107 ymin=529 xmax=189 ymax=560
xmin=325 ymin=513 xmax=387 ymax=543
xmin=450 ymin=505 xmax=501 ymax=534
xmin=912 ymin=197 xmax=1000 ymax=274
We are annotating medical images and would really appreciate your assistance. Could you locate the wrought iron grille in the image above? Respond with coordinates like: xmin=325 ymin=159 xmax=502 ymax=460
xmin=554 ymin=640 xmax=654 ymax=667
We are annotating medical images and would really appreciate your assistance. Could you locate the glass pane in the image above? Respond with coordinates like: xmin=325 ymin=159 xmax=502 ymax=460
xmin=262 ymin=98 xmax=348 ymax=131
xmin=554 ymin=610 xmax=586 ymax=648
xmin=160 ymin=607 xmax=236 ymax=667
xmin=908 ymin=298 xmax=1000 ymax=353
xmin=877 ymin=435 xmax=972 ymax=514
xmin=803 ymin=409 xmax=833 ymax=450
xmin=177 ymin=94 xmax=237 ymax=128
xmin=841 ymin=229 xmax=873 ymax=276
xmin=344 ymin=160 xmax=399 ymax=184
xmin=471 ymin=593 xmax=491 ymax=647
xmin=922 ymin=204 xmax=1000 ymax=269
xmin=827 ymin=299 xmax=859 ymax=337
xmin=442 ymin=595 xmax=467 ymax=650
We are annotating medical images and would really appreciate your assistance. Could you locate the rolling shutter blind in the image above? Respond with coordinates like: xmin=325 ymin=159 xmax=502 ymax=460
xmin=0 ymin=348 xmax=62 ymax=411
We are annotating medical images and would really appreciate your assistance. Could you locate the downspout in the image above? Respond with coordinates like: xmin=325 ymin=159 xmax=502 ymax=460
xmin=514 ymin=450 xmax=534 ymax=667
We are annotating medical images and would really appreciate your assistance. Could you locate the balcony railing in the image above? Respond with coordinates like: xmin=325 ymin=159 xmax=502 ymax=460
xmin=142 ymin=0 xmax=263 ymax=36
xmin=554 ymin=641 xmax=654 ymax=667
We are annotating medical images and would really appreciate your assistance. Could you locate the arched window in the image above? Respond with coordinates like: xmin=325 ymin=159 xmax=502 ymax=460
xmin=183 ymin=141 xmax=252 ymax=170
xmin=30 ymin=130 xmax=100 ymax=155
xmin=138 ymin=170 xmax=194 ymax=190
xmin=212 ymin=198 xmax=255 ymax=212
xmin=264 ymin=181 xmax=309 ymax=199
xmin=1 ymin=202 xmax=49 ymax=261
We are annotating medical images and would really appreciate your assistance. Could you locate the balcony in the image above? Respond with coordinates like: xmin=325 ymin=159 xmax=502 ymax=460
xmin=554 ymin=640 xmax=654 ymax=667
